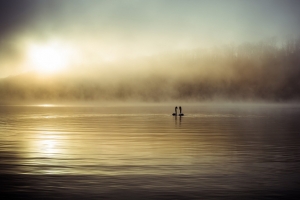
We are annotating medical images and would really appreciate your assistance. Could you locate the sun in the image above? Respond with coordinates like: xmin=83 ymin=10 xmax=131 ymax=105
xmin=28 ymin=41 xmax=72 ymax=74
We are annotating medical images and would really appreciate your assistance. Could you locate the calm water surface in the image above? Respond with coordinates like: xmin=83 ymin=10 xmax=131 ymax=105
xmin=0 ymin=104 xmax=300 ymax=199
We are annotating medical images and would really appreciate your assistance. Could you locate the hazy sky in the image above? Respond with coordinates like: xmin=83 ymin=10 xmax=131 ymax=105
xmin=1 ymin=0 xmax=300 ymax=77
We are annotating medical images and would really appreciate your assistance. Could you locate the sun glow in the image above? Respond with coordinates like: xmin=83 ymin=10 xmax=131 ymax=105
xmin=28 ymin=41 xmax=73 ymax=74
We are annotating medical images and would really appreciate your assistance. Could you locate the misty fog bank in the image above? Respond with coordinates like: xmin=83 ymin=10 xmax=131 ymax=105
xmin=1 ymin=40 xmax=300 ymax=103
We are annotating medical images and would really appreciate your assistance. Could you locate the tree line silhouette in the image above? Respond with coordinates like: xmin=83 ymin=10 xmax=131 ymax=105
xmin=0 ymin=38 xmax=300 ymax=102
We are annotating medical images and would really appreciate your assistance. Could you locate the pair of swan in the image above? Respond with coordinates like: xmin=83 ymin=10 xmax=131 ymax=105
xmin=172 ymin=106 xmax=184 ymax=116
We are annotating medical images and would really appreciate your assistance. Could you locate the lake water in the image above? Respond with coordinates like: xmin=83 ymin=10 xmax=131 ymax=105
xmin=1 ymin=104 xmax=300 ymax=199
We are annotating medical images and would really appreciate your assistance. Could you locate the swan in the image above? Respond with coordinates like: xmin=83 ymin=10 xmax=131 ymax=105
xmin=179 ymin=106 xmax=184 ymax=116
xmin=172 ymin=106 xmax=178 ymax=116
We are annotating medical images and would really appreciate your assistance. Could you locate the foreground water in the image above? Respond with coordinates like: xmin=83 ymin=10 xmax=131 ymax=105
xmin=0 ymin=104 xmax=300 ymax=199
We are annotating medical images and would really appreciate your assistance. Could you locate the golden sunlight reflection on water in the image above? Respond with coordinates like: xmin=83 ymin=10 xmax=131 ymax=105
xmin=37 ymin=104 xmax=56 ymax=107
xmin=28 ymin=131 xmax=65 ymax=157
xmin=20 ymin=123 xmax=231 ymax=175
xmin=1 ymin=105 xmax=246 ymax=176
xmin=1 ymin=104 xmax=300 ymax=196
